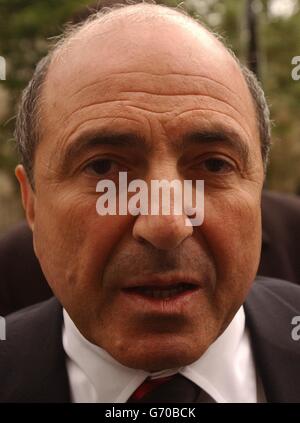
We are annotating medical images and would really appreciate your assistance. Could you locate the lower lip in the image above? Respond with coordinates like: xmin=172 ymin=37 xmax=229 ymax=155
xmin=120 ymin=287 xmax=202 ymax=313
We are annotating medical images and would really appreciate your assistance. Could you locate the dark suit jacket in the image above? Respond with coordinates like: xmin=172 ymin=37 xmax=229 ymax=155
xmin=0 ymin=276 xmax=299 ymax=403
xmin=258 ymin=191 xmax=300 ymax=284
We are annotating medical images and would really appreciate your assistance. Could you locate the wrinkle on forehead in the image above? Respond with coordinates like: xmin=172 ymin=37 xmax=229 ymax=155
xmin=44 ymin=68 xmax=256 ymax=147
xmin=60 ymin=72 xmax=249 ymax=120
xmin=70 ymin=72 xmax=246 ymax=104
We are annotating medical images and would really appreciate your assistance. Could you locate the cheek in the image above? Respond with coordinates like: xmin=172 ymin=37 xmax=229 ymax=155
xmin=199 ymin=189 xmax=262 ymax=302
xmin=32 ymin=189 xmax=132 ymax=300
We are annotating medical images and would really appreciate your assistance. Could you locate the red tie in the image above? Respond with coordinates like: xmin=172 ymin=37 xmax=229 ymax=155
xmin=127 ymin=374 xmax=214 ymax=403
xmin=128 ymin=375 xmax=175 ymax=402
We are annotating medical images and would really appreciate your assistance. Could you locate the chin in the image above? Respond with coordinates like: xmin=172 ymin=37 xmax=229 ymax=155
xmin=107 ymin=337 xmax=209 ymax=372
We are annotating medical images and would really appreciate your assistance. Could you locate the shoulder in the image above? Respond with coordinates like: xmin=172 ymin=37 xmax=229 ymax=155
xmin=0 ymin=297 xmax=68 ymax=402
xmin=262 ymin=191 xmax=300 ymax=228
xmin=245 ymin=277 xmax=300 ymax=402
xmin=2 ymin=299 xmax=58 ymax=350
xmin=245 ymin=276 xmax=300 ymax=344
xmin=262 ymin=190 xmax=300 ymax=212
xmin=0 ymin=297 xmax=62 ymax=367
xmin=248 ymin=275 xmax=300 ymax=309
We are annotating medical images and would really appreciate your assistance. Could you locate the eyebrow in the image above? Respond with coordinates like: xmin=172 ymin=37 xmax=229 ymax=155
xmin=179 ymin=130 xmax=250 ymax=166
xmin=58 ymin=127 xmax=250 ymax=174
xmin=58 ymin=130 xmax=151 ymax=172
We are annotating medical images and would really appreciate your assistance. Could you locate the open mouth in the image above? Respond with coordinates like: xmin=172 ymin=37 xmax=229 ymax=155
xmin=123 ymin=283 xmax=199 ymax=300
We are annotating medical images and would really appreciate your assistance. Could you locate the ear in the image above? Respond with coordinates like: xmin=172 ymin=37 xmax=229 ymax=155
xmin=15 ymin=165 xmax=36 ymax=231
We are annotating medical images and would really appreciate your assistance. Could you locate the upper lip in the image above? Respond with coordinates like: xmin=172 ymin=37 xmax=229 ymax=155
xmin=121 ymin=273 xmax=203 ymax=290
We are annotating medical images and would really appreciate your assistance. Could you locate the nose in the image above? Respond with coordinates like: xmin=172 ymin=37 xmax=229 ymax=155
xmin=131 ymin=160 xmax=195 ymax=249
xmin=133 ymin=211 xmax=193 ymax=250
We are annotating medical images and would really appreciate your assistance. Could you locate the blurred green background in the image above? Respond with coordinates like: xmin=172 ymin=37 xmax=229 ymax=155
xmin=0 ymin=0 xmax=300 ymax=233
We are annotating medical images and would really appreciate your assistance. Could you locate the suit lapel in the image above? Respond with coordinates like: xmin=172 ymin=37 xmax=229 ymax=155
xmin=244 ymin=277 xmax=300 ymax=402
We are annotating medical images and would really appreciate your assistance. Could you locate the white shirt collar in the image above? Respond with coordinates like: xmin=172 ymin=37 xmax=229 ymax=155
xmin=63 ymin=306 xmax=259 ymax=403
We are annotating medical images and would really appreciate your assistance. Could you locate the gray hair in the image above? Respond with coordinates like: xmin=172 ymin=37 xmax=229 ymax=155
xmin=14 ymin=3 xmax=271 ymax=188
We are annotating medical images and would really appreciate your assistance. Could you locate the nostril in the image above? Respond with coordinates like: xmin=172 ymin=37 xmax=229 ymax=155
xmin=134 ymin=234 xmax=147 ymax=244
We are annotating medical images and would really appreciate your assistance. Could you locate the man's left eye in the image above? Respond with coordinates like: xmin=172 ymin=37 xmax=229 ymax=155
xmin=202 ymin=158 xmax=234 ymax=174
xmin=84 ymin=159 xmax=117 ymax=176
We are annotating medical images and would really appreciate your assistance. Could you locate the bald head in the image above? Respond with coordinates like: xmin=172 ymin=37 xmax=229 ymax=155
xmin=50 ymin=3 xmax=242 ymax=89
xmin=15 ymin=2 xmax=270 ymax=186
xmin=53 ymin=3 xmax=224 ymax=64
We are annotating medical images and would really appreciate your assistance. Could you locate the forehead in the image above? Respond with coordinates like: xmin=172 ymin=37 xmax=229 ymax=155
xmin=40 ymin=9 xmax=258 ymax=152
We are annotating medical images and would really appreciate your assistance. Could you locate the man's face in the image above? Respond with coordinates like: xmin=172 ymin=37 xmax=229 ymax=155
xmin=17 ymin=12 xmax=264 ymax=371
